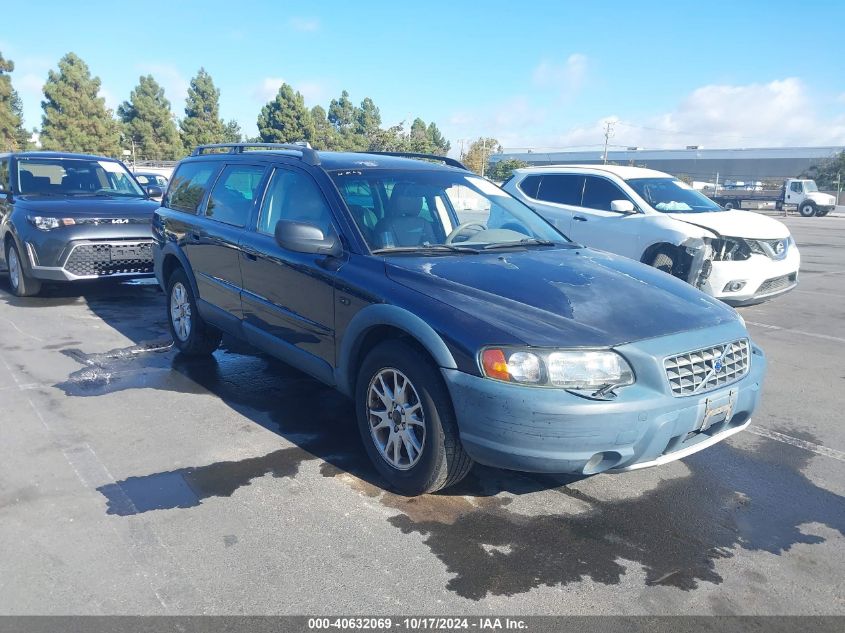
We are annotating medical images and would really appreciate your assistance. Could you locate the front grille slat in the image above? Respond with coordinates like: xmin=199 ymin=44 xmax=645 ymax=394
xmin=756 ymin=273 xmax=797 ymax=296
xmin=664 ymin=338 xmax=750 ymax=397
xmin=63 ymin=242 xmax=153 ymax=278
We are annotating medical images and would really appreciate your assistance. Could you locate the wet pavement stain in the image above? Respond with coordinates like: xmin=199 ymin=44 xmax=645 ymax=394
xmin=56 ymin=295 xmax=845 ymax=600
xmin=97 ymin=445 xmax=315 ymax=515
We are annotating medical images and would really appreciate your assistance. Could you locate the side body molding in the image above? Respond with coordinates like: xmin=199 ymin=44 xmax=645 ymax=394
xmin=335 ymin=303 xmax=458 ymax=397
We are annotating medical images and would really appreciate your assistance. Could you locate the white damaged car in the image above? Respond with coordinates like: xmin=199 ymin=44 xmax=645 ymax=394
xmin=502 ymin=165 xmax=800 ymax=305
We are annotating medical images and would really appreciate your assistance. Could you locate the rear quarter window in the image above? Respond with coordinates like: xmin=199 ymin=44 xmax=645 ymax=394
xmin=517 ymin=175 xmax=542 ymax=198
xmin=165 ymin=162 xmax=218 ymax=213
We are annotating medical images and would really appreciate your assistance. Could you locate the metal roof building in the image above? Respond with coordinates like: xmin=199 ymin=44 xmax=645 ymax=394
xmin=490 ymin=146 xmax=844 ymax=183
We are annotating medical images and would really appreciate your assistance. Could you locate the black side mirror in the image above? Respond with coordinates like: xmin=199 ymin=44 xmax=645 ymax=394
xmin=274 ymin=220 xmax=342 ymax=257
xmin=146 ymin=185 xmax=163 ymax=198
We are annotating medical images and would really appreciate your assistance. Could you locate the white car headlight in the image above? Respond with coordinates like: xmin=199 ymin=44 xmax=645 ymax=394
xmin=27 ymin=215 xmax=75 ymax=231
xmin=481 ymin=347 xmax=634 ymax=390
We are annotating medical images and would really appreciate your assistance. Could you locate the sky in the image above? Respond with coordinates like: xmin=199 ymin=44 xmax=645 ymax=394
xmin=3 ymin=0 xmax=845 ymax=155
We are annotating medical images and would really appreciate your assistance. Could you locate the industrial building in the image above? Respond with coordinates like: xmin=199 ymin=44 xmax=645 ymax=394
xmin=490 ymin=146 xmax=844 ymax=184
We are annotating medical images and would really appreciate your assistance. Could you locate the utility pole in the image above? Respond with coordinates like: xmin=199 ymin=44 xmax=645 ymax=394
xmin=602 ymin=121 xmax=615 ymax=164
xmin=480 ymin=138 xmax=487 ymax=177
xmin=837 ymin=172 xmax=842 ymax=207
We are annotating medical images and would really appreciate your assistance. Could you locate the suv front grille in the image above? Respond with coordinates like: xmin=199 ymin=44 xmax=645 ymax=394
xmin=64 ymin=242 xmax=153 ymax=277
xmin=757 ymin=273 xmax=797 ymax=296
xmin=664 ymin=339 xmax=750 ymax=396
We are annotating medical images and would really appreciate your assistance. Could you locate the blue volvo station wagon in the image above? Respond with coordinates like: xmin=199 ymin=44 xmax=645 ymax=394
xmin=153 ymin=143 xmax=766 ymax=495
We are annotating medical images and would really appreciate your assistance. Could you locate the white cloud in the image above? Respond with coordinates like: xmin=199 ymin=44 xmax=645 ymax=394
xmin=288 ymin=16 xmax=320 ymax=32
xmin=253 ymin=77 xmax=285 ymax=103
xmin=98 ymin=87 xmax=118 ymax=112
xmin=485 ymin=77 xmax=845 ymax=151
xmin=532 ymin=54 xmax=589 ymax=97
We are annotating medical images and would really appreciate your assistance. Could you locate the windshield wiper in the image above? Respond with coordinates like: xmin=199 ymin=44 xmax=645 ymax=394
xmin=481 ymin=238 xmax=557 ymax=250
xmin=371 ymin=244 xmax=480 ymax=255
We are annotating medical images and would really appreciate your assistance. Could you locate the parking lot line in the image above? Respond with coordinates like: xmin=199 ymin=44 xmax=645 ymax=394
xmin=745 ymin=320 xmax=845 ymax=344
xmin=748 ymin=425 xmax=845 ymax=462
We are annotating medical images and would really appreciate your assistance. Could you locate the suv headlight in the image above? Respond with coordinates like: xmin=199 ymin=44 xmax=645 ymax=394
xmin=27 ymin=215 xmax=76 ymax=231
xmin=480 ymin=347 xmax=634 ymax=389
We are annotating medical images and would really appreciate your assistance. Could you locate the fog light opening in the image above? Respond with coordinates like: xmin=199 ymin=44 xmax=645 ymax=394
xmin=723 ymin=280 xmax=747 ymax=293
xmin=583 ymin=451 xmax=623 ymax=475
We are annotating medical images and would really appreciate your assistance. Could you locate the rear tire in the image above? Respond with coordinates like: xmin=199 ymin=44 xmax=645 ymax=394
xmin=817 ymin=208 xmax=830 ymax=217
xmin=355 ymin=340 xmax=473 ymax=495
xmin=799 ymin=201 xmax=817 ymax=217
xmin=5 ymin=241 xmax=42 ymax=297
xmin=650 ymin=249 xmax=676 ymax=275
xmin=166 ymin=268 xmax=221 ymax=356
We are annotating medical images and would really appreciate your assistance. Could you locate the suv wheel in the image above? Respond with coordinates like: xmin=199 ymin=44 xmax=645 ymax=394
xmin=5 ymin=241 xmax=42 ymax=297
xmin=650 ymin=248 xmax=676 ymax=275
xmin=356 ymin=340 xmax=473 ymax=495
xmin=799 ymin=201 xmax=817 ymax=217
xmin=167 ymin=268 xmax=222 ymax=355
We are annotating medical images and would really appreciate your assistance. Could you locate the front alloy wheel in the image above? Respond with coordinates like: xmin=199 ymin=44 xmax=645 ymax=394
xmin=170 ymin=282 xmax=192 ymax=342
xmin=367 ymin=368 xmax=426 ymax=470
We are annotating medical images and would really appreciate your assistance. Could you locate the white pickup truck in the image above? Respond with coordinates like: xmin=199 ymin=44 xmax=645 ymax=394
xmin=710 ymin=178 xmax=836 ymax=217
xmin=502 ymin=165 xmax=801 ymax=305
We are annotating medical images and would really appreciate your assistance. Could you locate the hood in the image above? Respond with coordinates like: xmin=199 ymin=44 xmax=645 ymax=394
xmin=15 ymin=195 xmax=159 ymax=220
xmin=667 ymin=209 xmax=789 ymax=239
xmin=808 ymin=192 xmax=836 ymax=205
xmin=385 ymin=247 xmax=738 ymax=348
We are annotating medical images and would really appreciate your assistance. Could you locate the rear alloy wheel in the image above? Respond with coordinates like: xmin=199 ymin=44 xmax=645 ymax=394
xmin=5 ymin=241 xmax=41 ymax=297
xmin=166 ymin=268 xmax=222 ymax=356
xmin=356 ymin=340 xmax=473 ymax=495
xmin=799 ymin=202 xmax=817 ymax=217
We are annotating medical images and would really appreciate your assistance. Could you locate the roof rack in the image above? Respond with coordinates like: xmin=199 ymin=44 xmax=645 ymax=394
xmin=364 ymin=152 xmax=467 ymax=170
xmin=191 ymin=143 xmax=320 ymax=166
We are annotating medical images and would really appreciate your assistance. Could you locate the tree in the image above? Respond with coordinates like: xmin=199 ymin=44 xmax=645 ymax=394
xmin=0 ymin=52 xmax=29 ymax=151
xmin=310 ymin=105 xmax=334 ymax=150
xmin=117 ymin=75 xmax=182 ymax=161
xmin=462 ymin=137 xmax=501 ymax=175
xmin=802 ymin=151 xmax=845 ymax=190
xmin=223 ymin=119 xmax=242 ymax=143
xmin=426 ymin=122 xmax=450 ymax=155
xmin=327 ymin=90 xmax=362 ymax=150
xmin=40 ymin=52 xmax=121 ymax=156
xmin=355 ymin=97 xmax=381 ymax=142
xmin=180 ymin=68 xmax=226 ymax=151
xmin=366 ymin=122 xmax=410 ymax=152
xmin=256 ymin=83 xmax=314 ymax=144
xmin=487 ymin=158 xmax=528 ymax=182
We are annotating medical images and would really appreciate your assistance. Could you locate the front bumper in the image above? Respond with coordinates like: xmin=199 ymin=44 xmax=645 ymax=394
xmin=442 ymin=322 xmax=766 ymax=475
xmin=25 ymin=239 xmax=154 ymax=281
xmin=703 ymin=247 xmax=800 ymax=305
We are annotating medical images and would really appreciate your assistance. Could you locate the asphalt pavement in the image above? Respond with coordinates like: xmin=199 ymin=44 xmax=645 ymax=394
xmin=0 ymin=215 xmax=843 ymax=615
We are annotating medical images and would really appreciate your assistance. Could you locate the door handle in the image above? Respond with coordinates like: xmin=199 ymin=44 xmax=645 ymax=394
xmin=573 ymin=215 xmax=588 ymax=222
xmin=188 ymin=231 xmax=200 ymax=242
xmin=243 ymin=252 xmax=257 ymax=261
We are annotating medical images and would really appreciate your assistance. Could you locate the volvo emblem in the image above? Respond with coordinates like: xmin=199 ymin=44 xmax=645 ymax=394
xmin=713 ymin=350 xmax=724 ymax=373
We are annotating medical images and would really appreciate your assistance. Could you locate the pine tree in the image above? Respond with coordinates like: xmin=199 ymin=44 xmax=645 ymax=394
xmin=180 ymin=68 xmax=226 ymax=151
xmin=118 ymin=75 xmax=182 ymax=161
xmin=355 ymin=97 xmax=381 ymax=142
xmin=256 ymin=83 xmax=314 ymax=144
xmin=0 ymin=52 xmax=29 ymax=151
xmin=40 ymin=53 xmax=121 ymax=156
xmin=426 ymin=122 xmax=450 ymax=155
xmin=310 ymin=105 xmax=335 ymax=150
xmin=223 ymin=119 xmax=242 ymax=143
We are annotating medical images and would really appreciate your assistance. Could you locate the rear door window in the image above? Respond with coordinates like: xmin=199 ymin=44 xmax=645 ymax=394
xmin=0 ymin=158 xmax=9 ymax=191
xmin=582 ymin=176 xmax=629 ymax=211
xmin=206 ymin=165 xmax=267 ymax=227
xmin=166 ymin=162 xmax=218 ymax=213
xmin=537 ymin=174 xmax=584 ymax=205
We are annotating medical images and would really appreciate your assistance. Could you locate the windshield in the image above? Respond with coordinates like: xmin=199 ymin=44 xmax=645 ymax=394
xmin=803 ymin=180 xmax=818 ymax=192
xmin=330 ymin=169 xmax=566 ymax=252
xmin=627 ymin=177 xmax=723 ymax=213
xmin=16 ymin=158 xmax=146 ymax=197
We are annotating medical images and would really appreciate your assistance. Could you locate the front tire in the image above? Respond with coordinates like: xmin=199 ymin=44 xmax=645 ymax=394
xmin=5 ymin=241 xmax=41 ymax=297
xmin=166 ymin=268 xmax=221 ymax=356
xmin=355 ymin=340 xmax=473 ymax=495
xmin=799 ymin=201 xmax=817 ymax=217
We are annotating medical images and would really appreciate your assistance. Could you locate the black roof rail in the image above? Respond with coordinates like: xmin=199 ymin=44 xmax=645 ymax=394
xmin=191 ymin=143 xmax=320 ymax=166
xmin=363 ymin=152 xmax=467 ymax=170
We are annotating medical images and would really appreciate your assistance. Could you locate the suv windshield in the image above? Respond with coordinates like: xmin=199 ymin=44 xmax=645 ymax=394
xmin=16 ymin=158 xmax=145 ymax=197
xmin=330 ymin=169 xmax=566 ymax=252
xmin=627 ymin=177 xmax=723 ymax=214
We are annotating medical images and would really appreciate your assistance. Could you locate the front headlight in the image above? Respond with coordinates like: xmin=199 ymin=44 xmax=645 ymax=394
xmin=480 ymin=347 xmax=634 ymax=389
xmin=27 ymin=215 xmax=76 ymax=231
